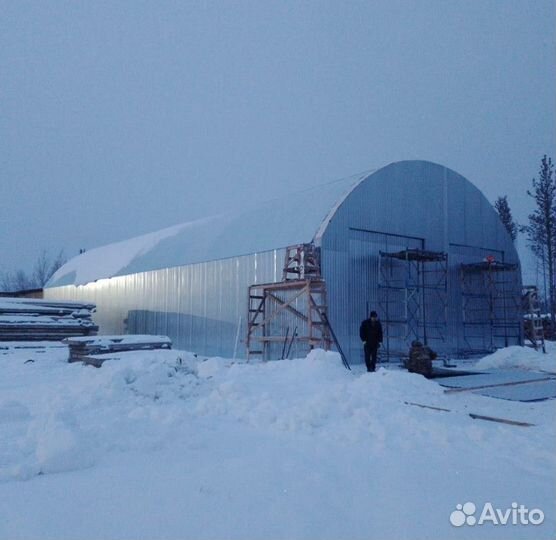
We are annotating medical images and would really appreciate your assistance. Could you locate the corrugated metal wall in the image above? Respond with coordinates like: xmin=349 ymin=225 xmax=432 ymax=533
xmin=319 ymin=161 xmax=522 ymax=362
xmin=46 ymin=249 xmax=285 ymax=357
xmin=321 ymin=229 xmax=424 ymax=364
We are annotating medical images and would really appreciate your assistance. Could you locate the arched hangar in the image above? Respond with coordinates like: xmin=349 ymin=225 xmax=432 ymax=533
xmin=45 ymin=160 xmax=522 ymax=362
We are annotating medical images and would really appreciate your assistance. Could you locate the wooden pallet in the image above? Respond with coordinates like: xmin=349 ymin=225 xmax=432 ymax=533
xmin=0 ymin=297 xmax=97 ymax=341
xmin=0 ymin=322 xmax=98 ymax=341
xmin=64 ymin=335 xmax=172 ymax=363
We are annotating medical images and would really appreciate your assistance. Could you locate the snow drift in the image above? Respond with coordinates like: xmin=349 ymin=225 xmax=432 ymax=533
xmin=475 ymin=342 xmax=556 ymax=373
xmin=0 ymin=346 xmax=554 ymax=540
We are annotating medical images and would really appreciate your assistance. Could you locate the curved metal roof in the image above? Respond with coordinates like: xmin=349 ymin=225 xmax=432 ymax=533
xmin=47 ymin=169 xmax=371 ymax=287
xmin=47 ymin=159 xmax=519 ymax=288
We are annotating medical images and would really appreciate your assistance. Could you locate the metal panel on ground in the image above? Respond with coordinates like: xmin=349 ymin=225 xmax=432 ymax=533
xmin=438 ymin=369 xmax=556 ymax=402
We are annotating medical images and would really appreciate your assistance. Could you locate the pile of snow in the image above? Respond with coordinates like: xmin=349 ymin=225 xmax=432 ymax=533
xmin=475 ymin=342 xmax=556 ymax=373
xmin=193 ymin=350 xmax=452 ymax=446
xmin=0 ymin=346 xmax=554 ymax=540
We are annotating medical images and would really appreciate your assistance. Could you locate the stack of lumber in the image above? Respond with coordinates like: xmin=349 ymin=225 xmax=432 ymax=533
xmin=63 ymin=335 xmax=172 ymax=365
xmin=0 ymin=297 xmax=98 ymax=341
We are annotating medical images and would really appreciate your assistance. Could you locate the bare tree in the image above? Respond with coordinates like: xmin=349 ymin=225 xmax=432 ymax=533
xmin=0 ymin=273 xmax=11 ymax=292
xmin=32 ymin=250 xmax=51 ymax=288
xmin=32 ymin=249 xmax=66 ymax=287
xmin=0 ymin=249 xmax=67 ymax=292
xmin=49 ymin=249 xmax=66 ymax=277
xmin=0 ymin=269 xmax=31 ymax=292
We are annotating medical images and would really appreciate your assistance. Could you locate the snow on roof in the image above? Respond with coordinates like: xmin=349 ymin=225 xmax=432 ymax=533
xmin=47 ymin=172 xmax=371 ymax=287
xmin=47 ymin=219 xmax=211 ymax=287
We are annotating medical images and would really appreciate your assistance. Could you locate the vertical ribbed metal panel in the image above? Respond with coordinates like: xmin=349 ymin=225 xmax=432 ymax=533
xmin=45 ymin=249 xmax=286 ymax=358
xmin=322 ymin=229 xmax=423 ymax=364
xmin=320 ymin=161 xmax=521 ymax=363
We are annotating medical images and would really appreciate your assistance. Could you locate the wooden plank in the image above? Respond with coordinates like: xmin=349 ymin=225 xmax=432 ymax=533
xmin=266 ymin=292 xmax=308 ymax=322
xmin=468 ymin=413 xmax=535 ymax=427
xmin=82 ymin=355 xmax=118 ymax=368
xmin=250 ymin=279 xmax=315 ymax=291
xmin=404 ymin=401 xmax=451 ymax=412
xmin=66 ymin=338 xmax=172 ymax=362
xmin=253 ymin=285 xmax=308 ymax=329
xmin=404 ymin=401 xmax=535 ymax=427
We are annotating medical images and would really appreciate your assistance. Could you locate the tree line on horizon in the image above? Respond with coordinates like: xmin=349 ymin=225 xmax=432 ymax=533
xmin=0 ymin=250 xmax=66 ymax=293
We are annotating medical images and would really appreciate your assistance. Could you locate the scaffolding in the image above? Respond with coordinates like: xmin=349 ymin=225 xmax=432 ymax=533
xmin=460 ymin=258 xmax=522 ymax=354
xmin=522 ymin=285 xmax=546 ymax=353
xmin=378 ymin=249 xmax=448 ymax=361
xmin=246 ymin=244 xmax=332 ymax=361
xmin=283 ymin=243 xmax=321 ymax=280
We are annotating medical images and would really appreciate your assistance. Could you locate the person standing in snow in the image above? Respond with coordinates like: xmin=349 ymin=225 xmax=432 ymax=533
xmin=359 ymin=310 xmax=383 ymax=372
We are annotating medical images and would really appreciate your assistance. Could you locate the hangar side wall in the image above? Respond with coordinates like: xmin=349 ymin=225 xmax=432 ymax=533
xmin=45 ymin=249 xmax=289 ymax=358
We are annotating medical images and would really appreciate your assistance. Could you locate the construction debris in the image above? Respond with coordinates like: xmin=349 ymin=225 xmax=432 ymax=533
xmin=64 ymin=335 xmax=172 ymax=364
xmin=404 ymin=401 xmax=535 ymax=427
xmin=404 ymin=340 xmax=437 ymax=378
xmin=443 ymin=376 xmax=555 ymax=395
xmin=467 ymin=413 xmax=535 ymax=427
xmin=0 ymin=297 xmax=98 ymax=341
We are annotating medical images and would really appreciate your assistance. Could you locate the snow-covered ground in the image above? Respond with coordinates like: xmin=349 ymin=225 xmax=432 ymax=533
xmin=0 ymin=343 xmax=554 ymax=540
xmin=474 ymin=344 xmax=556 ymax=373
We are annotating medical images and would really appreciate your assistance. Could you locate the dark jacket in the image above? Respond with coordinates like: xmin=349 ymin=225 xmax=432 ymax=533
xmin=359 ymin=319 xmax=383 ymax=348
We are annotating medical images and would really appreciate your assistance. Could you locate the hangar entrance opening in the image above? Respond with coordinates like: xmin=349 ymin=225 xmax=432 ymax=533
xmin=378 ymin=249 xmax=448 ymax=361
xmin=346 ymin=229 xmax=429 ymax=363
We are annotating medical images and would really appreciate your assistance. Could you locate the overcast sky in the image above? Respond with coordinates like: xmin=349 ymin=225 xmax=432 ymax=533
xmin=1 ymin=0 xmax=555 ymax=281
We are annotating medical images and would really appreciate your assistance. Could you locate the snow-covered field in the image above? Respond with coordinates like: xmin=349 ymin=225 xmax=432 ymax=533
xmin=0 ymin=343 xmax=554 ymax=540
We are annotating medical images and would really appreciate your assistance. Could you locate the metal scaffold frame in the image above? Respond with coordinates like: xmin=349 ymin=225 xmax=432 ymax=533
xmin=378 ymin=249 xmax=448 ymax=361
xmin=246 ymin=244 xmax=333 ymax=361
xmin=460 ymin=258 xmax=522 ymax=354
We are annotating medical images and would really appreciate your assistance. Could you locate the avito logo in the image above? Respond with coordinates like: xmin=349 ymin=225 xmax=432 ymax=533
xmin=450 ymin=502 xmax=544 ymax=527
